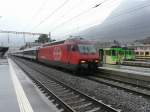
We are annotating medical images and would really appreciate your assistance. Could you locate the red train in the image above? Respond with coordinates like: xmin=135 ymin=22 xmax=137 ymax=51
xmin=13 ymin=38 xmax=99 ymax=73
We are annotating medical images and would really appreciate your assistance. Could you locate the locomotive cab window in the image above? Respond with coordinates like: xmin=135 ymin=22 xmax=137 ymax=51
xmin=78 ymin=44 xmax=96 ymax=54
xmin=71 ymin=45 xmax=78 ymax=51
xmin=112 ymin=50 xmax=116 ymax=56
xmin=136 ymin=52 xmax=139 ymax=55
xmin=106 ymin=50 xmax=110 ymax=56
xmin=140 ymin=52 xmax=144 ymax=55
xmin=129 ymin=50 xmax=132 ymax=55
xmin=145 ymin=52 xmax=149 ymax=56
xmin=119 ymin=51 xmax=124 ymax=55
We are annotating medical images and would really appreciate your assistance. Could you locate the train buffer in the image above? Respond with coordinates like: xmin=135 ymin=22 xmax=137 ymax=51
xmin=0 ymin=58 xmax=60 ymax=112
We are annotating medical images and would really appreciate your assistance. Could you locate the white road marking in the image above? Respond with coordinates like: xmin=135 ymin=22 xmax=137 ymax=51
xmin=8 ymin=59 xmax=34 ymax=112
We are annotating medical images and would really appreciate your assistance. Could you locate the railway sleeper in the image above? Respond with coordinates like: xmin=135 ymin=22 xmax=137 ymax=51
xmin=51 ymin=88 xmax=67 ymax=93
xmin=57 ymin=92 xmax=75 ymax=97
xmin=75 ymin=104 xmax=101 ymax=112
xmin=69 ymin=101 xmax=92 ymax=108
xmin=43 ymin=82 xmax=57 ymax=85
xmin=53 ymin=88 xmax=67 ymax=92
xmin=85 ymin=107 xmax=101 ymax=112
xmin=52 ymin=85 xmax=64 ymax=89
xmin=55 ymin=90 xmax=70 ymax=95
xmin=63 ymin=95 xmax=79 ymax=102
xmin=72 ymin=102 xmax=92 ymax=110
xmin=65 ymin=97 xmax=85 ymax=104
xmin=67 ymin=99 xmax=85 ymax=105
xmin=49 ymin=83 xmax=60 ymax=86
xmin=43 ymin=83 xmax=58 ymax=87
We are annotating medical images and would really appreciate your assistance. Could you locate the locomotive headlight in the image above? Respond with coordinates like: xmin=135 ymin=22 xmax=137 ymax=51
xmin=95 ymin=60 xmax=99 ymax=63
xmin=81 ymin=60 xmax=86 ymax=63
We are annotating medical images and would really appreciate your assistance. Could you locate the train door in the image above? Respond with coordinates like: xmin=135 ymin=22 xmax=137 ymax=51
xmin=70 ymin=44 xmax=78 ymax=64
xmin=111 ymin=49 xmax=117 ymax=64
xmin=99 ymin=49 xmax=104 ymax=64
xmin=66 ymin=44 xmax=78 ymax=70
xmin=104 ymin=50 xmax=108 ymax=64
xmin=66 ymin=45 xmax=71 ymax=64
xmin=36 ymin=48 xmax=38 ymax=60
xmin=116 ymin=50 xmax=120 ymax=63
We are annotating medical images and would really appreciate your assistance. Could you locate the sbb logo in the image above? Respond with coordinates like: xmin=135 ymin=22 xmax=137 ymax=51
xmin=53 ymin=47 xmax=61 ymax=61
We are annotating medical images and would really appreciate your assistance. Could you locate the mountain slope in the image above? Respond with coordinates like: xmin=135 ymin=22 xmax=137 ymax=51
xmin=77 ymin=0 xmax=150 ymax=42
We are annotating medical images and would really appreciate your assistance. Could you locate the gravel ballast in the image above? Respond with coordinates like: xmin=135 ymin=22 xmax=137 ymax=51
xmin=14 ymin=58 xmax=150 ymax=112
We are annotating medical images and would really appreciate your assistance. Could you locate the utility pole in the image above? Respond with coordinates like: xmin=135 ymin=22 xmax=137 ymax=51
xmin=49 ymin=32 xmax=51 ymax=42
xmin=23 ymin=33 xmax=26 ymax=45
xmin=8 ymin=33 xmax=9 ymax=45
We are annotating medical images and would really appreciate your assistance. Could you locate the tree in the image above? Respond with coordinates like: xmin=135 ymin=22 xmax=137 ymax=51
xmin=36 ymin=34 xmax=50 ymax=43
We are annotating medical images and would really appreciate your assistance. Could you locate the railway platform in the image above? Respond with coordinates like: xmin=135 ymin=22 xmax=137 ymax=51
xmin=0 ymin=58 xmax=60 ymax=112
xmin=102 ymin=64 xmax=150 ymax=74
xmin=98 ymin=64 xmax=150 ymax=88
xmin=99 ymin=64 xmax=150 ymax=79
xmin=122 ymin=60 xmax=150 ymax=67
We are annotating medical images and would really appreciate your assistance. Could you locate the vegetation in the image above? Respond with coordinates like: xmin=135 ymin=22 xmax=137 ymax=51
xmin=35 ymin=34 xmax=50 ymax=43
xmin=20 ymin=34 xmax=56 ymax=50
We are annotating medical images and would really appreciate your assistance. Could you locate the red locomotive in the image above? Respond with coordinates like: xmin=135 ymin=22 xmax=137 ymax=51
xmin=13 ymin=38 xmax=99 ymax=73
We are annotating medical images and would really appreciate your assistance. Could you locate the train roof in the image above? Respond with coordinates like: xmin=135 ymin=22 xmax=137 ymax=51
xmin=110 ymin=46 xmax=121 ymax=48
xmin=42 ymin=40 xmax=65 ymax=47
xmin=42 ymin=38 xmax=94 ymax=47
xmin=122 ymin=47 xmax=134 ymax=50
xmin=101 ymin=47 xmax=134 ymax=50
xmin=102 ymin=47 xmax=123 ymax=50
xmin=23 ymin=46 xmax=39 ymax=51
xmin=13 ymin=46 xmax=39 ymax=53
xmin=65 ymin=38 xmax=93 ymax=44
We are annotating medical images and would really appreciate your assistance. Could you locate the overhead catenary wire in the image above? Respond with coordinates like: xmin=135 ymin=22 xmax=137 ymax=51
xmin=52 ymin=2 xmax=150 ymax=34
xmin=105 ymin=3 xmax=150 ymax=21
xmin=49 ymin=0 xmax=110 ymax=32
xmin=30 ymin=0 xmax=70 ymax=31
xmin=31 ymin=0 xmax=150 ymax=35
xmin=89 ymin=3 xmax=150 ymax=30
xmin=31 ymin=0 xmax=110 ymax=32
xmin=32 ymin=0 xmax=49 ymax=18
xmin=23 ymin=0 xmax=49 ymax=31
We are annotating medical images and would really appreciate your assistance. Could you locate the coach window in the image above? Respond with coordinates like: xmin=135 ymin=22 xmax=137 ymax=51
xmin=71 ymin=45 xmax=78 ymax=51
xmin=140 ymin=52 xmax=144 ymax=55
xmin=145 ymin=52 xmax=149 ymax=56
xmin=120 ymin=50 xmax=124 ymax=55
xmin=136 ymin=52 xmax=139 ymax=55
xmin=112 ymin=50 xmax=116 ymax=56
xmin=106 ymin=50 xmax=110 ymax=56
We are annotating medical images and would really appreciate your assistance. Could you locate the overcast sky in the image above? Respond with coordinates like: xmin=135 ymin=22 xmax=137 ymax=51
xmin=78 ymin=0 xmax=150 ymax=42
xmin=0 ymin=0 xmax=121 ymax=46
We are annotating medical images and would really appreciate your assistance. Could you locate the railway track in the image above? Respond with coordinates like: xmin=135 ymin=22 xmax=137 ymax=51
xmin=87 ymin=74 xmax=150 ymax=98
xmin=13 ymin=57 xmax=120 ymax=112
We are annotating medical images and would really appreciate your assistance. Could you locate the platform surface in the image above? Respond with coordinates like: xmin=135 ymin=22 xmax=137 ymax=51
xmin=0 ymin=58 xmax=60 ymax=112
xmin=0 ymin=59 xmax=20 ymax=112
xmin=124 ymin=60 xmax=150 ymax=64
xmin=100 ymin=64 xmax=150 ymax=76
